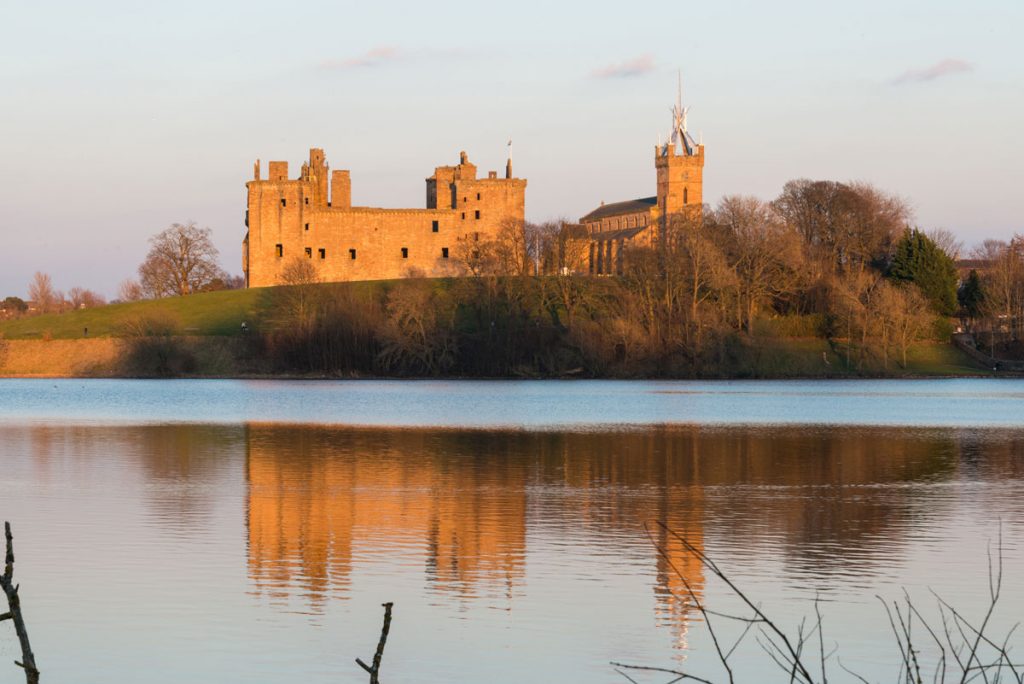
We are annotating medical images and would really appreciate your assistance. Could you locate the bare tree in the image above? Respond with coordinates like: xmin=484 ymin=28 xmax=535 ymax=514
xmin=67 ymin=287 xmax=106 ymax=310
xmin=773 ymin=180 xmax=909 ymax=276
xmin=280 ymin=256 xmax=319 ymax=286
xmin=138 ymin=222 xmax=227 ymax=298
xmin=713 ymin=196 xmax=801 ymax=334
xmin=27 ymin=272 xmax=57 ymax=314
xmin=493 ymin=218 xmax=533 ymax=276
xmin=377 ymin=283 xmax=456 ymax=375
xmin=972 ymin=237 xmax=1024 ymax=342
xmin=273 ymin=257 xmax=322 ymax=330
xmin=118 ymin=279 xmax=145 ymax=302
xmin=927 ymin=228 xmax=965 ymax=261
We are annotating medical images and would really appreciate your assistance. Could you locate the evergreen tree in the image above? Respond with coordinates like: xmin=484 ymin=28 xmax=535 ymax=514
xmin=888 ymin=228 xmax=959 ymax=315
xmin=958 ymin=269 xmax=985 ymax=319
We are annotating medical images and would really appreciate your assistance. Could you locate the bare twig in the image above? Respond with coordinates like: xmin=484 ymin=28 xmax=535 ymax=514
xmin=643 ymin=522 xmax=738 ymax=683
xmin=814 ymin=597 xmax=828 ymax=684
xmin=613 ymin=667 xmax=642 ymax=684
xmin=0 ymin=522 xmax=40 ymax=684
xmin=609 ymin=661 xmax=715 ymax=684
xmin=653 ymin=522 xmax=817 ymax=684
xmin=837 ymin=656 xmax=872 ymax=684
xmin=626 ymin=523 xmax=1019 ymax=684
xmin=355 ymin=602 xmax=394 ymax=684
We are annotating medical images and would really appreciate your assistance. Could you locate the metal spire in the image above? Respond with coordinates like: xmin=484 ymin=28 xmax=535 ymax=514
xmin=669 ymin=70 xmax=695 ymax=156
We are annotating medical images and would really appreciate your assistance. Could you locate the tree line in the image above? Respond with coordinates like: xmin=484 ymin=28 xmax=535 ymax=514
xmin=251 ymin=178 xmax=1021 ymax=376
xmin=5 ymin=180 xmax=1022 ymax=376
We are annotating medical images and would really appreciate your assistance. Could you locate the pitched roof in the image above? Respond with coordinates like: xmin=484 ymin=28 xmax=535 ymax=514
xmin=580 ymin=196 xmax=657 ymax=222
xmin=591 ymin=226 xmax=648 ymax=242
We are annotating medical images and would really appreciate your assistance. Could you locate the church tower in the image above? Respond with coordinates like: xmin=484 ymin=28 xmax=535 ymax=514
xmin=655 ymin=75 xmax=704 ymax=234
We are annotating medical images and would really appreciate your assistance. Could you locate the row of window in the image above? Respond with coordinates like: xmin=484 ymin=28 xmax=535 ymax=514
xmin=281 ymin=192 xmax=490 ymax=209
xmin=274 ymin=245 xmax=450 ymax=260
xmin=293 ymin=219 xmax=464 ymax=233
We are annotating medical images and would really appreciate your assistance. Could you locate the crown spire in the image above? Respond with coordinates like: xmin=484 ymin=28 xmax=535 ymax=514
xmin=668 ymin=70 xmax=697 ymax=156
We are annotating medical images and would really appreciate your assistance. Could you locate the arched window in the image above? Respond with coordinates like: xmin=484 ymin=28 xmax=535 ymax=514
xmin=683 ymin=187 xmax=689 ymax=205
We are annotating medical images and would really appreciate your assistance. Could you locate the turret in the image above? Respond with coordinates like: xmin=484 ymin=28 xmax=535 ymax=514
xmin=655 ymin=76 xmax=704 ymax=232
xmin=331 ymin=170 xmax=351 ymax=209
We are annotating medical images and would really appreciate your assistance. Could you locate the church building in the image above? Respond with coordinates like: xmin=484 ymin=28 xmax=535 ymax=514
xmin=572 ymin=86 xmax=705 ymax=275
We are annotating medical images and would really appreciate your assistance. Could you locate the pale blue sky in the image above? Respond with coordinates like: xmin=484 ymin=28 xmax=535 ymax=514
xmin=2 ymin=0 xmax=1022 ymax=297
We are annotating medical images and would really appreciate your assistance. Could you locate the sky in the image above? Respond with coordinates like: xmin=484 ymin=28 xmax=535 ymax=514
xmin=1 ymin=0 xmax=1022 ymax=298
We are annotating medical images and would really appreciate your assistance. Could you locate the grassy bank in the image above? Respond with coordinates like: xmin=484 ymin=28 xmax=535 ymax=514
xmin=0 ymin=288 xmax=265 ymax=339
xmin=0 ymin=279 xmax=993 ymax=378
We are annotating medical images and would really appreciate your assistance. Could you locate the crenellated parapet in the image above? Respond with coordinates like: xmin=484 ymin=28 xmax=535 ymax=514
xmin=243 ymin=147 xmax=526 ymax=287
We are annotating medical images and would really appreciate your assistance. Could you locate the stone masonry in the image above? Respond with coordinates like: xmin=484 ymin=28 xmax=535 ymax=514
xmin=243 ymin=149 xmax=526 ymax=287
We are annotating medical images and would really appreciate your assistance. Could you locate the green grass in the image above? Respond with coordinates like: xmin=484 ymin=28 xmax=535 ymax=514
xmin=0 ymin=288 xmax=267 ymax=339
xmin=0 ymin=280 xmax=413 ymax=340
xmin=903 ymin=342 xmax=994 ymax=376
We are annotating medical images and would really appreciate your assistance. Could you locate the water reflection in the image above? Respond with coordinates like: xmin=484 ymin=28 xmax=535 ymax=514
xmin=1 ymin=421 xmax=1021 ymax=683
xmin=240 ymin=425 xmax=982 ymax=638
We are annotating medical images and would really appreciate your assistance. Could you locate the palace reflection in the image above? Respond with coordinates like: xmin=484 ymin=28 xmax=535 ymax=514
xmin=240 ymin=424 xmax=973 ymax=644
xmin=245 ymin=426 xmax=529 ymax=609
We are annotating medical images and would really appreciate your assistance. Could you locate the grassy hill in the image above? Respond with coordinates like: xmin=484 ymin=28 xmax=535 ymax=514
xmin=0 ymin=280 xmax=416 ymax=340
xmin=0 ymin=288 xmax=266 ymax=339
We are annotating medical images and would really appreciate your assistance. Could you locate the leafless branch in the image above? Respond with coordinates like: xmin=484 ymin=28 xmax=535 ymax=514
xmin=355 ymin=601 xmax=394 ymax=684
xmin=652 ymin=521 xmax=817 ymax=684
xmin=609 ymin=661 xmax=715 ymax=684
xmin=0 ymin=522 xmax=39 ymax=684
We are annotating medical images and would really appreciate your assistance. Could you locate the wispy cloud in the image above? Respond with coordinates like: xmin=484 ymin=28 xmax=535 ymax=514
xmin=891 ymin=58 xmax=973 ymax=85
xmin=319 ymin=46 xmax=401 ymax=70
xmin=592 ymin=55 xmax=656 ymax=79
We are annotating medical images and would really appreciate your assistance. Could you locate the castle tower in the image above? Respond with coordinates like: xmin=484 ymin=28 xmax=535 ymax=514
xmin=655 ymin=76 xmax=704 ymax=234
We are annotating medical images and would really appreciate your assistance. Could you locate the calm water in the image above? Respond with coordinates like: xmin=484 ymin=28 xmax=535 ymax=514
xmin=0 ymin=379 xmax=1022 ymax=683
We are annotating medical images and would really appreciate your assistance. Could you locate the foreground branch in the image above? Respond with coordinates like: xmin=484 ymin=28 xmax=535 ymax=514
xmin=627 ymin=522 xmax=1019 ymax=684
xmin=0 ymin=522 xmax=40 ymax=684
xmin=356 ymin=602 xmax=394 ymax=684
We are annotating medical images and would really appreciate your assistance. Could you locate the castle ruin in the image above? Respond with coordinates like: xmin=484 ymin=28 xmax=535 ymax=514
xmin=243 ymin=148 xmax=526 ymax=287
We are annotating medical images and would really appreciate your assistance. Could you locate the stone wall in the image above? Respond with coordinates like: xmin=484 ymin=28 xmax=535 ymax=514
xmin=245 ymin=148 xmax=526 ymax=287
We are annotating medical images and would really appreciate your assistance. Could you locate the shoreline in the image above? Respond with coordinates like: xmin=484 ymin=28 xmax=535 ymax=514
xmin=0 ymin=336 xmax=1010 ymax=381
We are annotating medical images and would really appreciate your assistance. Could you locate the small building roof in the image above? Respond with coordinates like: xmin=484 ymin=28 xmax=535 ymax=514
xmin=580 ymin=196 xmax=657 ymax=222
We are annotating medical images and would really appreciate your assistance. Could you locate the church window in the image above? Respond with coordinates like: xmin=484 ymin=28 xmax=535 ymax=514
xmin=432 ymin=220 xmax=439 ymax=233
xmin=349 ymin=249 xmax=357 ymax=260
xmin=305 ymin=247 xmax=312 ymax=258
xmin=684 ymin=188 xmax=688 ymax=205
xmin=401 ymin=247 xmax=409 ymax=259
xmin=474 ymin=210 xmax=480 ymax=219
xmin=275 ymin=244 xmax=283 ymax=257
xmin=442 ymin=247 xmax=449 ymax=259
xmin=319 ymin=248 xmax=326 ymax=259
